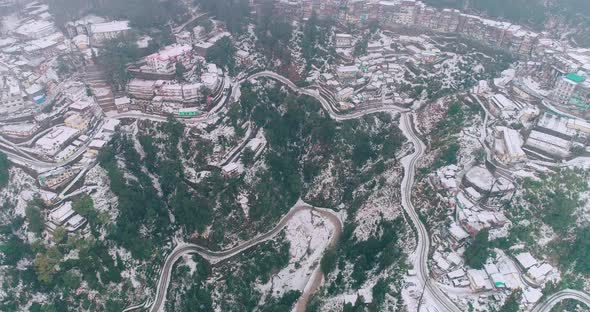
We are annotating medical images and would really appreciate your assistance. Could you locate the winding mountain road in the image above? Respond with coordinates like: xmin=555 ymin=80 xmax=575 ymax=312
xmin=115 ymin=71 xmax=589 ymax=312
xmin=129 ymin=202 xmax=342 ymax=312
xmin=398 ymin=113 xmax=463 ymax=312
xmin=121 ymin=71 xmax=459 ymax=312
xmin=531 ymin=289 xmax=590 ymax=312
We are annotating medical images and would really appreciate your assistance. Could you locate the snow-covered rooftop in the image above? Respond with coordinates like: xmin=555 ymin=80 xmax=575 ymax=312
xmin=90 ymin=20 xmax=130 ymax=34
xmin=515 ymin=252 xmax=538 ymax=269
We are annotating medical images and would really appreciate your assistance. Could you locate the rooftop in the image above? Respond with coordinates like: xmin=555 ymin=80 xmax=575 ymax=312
xmin=49 ymin=202 xmax=75 ymax=224
xmin=566 ymin=73 xmax=585 ymax=83
xmin=147 ymin=44 xmax=192 ymax=62
xmin=90 ymin=20 xmax=130 ymax=34
xmin=16 ymin=20 xmax=54 ymax=36
xmin=516 ymin=252 xmax=538 ymax=269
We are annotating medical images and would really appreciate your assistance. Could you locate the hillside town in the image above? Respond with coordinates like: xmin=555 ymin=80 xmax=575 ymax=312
xmin=1 ymin=0 xmax=590 ymax=311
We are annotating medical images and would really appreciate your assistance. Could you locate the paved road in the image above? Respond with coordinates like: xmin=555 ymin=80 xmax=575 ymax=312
xmin=0 ymin=119 xmax=104 ymax=172
xmin=121 ymin=71 xmax=448 ymax=312
xmin=99 ymin=70 xmax=590 ymax=311
xmin=16 ymin=126 xmax=54 ymax=146
xmin=172 ymin=12 xmax=208 ymax=33
xmin=250 ymin=72 xmax=590 ymax=312
xmin=130 ymin=202 xmax=342 ymax=312
xmin=249 ymin=71 xmax=410 ymax=120
xmin=531 ymin=289 xmax=590 ymax=312
xmin=398 ymin=113 xmax=463 ymax=312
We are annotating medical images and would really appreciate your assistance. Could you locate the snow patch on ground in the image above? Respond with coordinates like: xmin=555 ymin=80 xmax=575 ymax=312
xmin=181 ymin=254 xmax=198 ymax=275
xmin=354 ymin=168 xmax=403 ymax=241
xmin=85 ymin=165 xmax=118 ymax=221
xmin=257 ymin=210 xmax=333 ymax=299
xmin=0 ymin=167 xmax=39 ymax=217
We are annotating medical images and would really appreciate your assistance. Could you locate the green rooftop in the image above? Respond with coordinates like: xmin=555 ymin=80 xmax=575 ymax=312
xmin=566 ymin=73 xmax=585 ymax=83
xmin=494 ymin=281 xmax=506 ymax=288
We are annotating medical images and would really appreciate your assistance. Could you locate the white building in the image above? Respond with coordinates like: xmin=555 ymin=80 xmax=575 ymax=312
xmin=46 ymin=202 xmax=87 ymax=233
xmin=567 ymin=118 xmax=590 ymax=135
xmin=536 ymin=113 xmax=577 ymax=138
xmin=337 ymin=65 xmax=358 ymax=81
xmin=156 ymin=83 xmax=184 ymax=101
xmin=114 ymin=96 xmax=131 ymax=111
xmin=102 ymin=118 xmax=120 ymax=133
xmin=89 ymin=20 xmax=130 ymax=43
xmin=335 ymin=33 xmax=353 ymax=48
xmin=527 ymin=263 xmax=554 ymax=284
xmin=182 ymin=83 xmax=202 ymax=102
xmin=551 ymin=74 xmax=582 ymax=105
xmin=146 ymin=44 xmax=193 ymax=73
xmin=35 ymin=126 xmax=79 ymax=156
xmin=524 ymin=130 xmax=571 ymax=159
xmin=222 ymin=162 xmax=239 ymax=177
xmin=464 ymin=166 xmax=515 ymax=194
xmin=494 ymin=126 xmax=526 ymax=164
xmin=515 ymin=252 xmax=538 ymax=270
xmin=490 ymin=93 xmax=522 ymax=119
xmin=448 ymin=222 xmax=469 ymax=248
xmin=128 ymin=79 xmax=156 ymax=99
xmin=467 ymin=269 xmax=493 ymax=291
xmin=337 ymin=87 xmax=354 ymax=100
xmin=201 ymin=71 xmax=220 ymax=90
xmin=0 ymin=75 xmax=26 ymax=115
xmin=175 ymin=31 xmax=193 ymax=46
xmin=15 ymin=20 xmax=55 ymax=39
xmin=0 ymin=123 xmax=38 ymax=138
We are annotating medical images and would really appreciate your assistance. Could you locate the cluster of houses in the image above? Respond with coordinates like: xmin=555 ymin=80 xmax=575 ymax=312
xmin=269 ymin=0 xmax=590 ymax=118
xmin=46 ymin=201 xmax=88 ymax=235
xmin=484 ymin=90 xmax=590 ymax=163
xmin=430 ymin=164 xmax=513 ymax=248
xmin=269 ymin=0 xmax=539 ymax=57
xmin=125 ymin=23 xmax=236 ymax=115
xmin=127 ymin=52 xmax=224 ymax=114
xmin=427 ymin=162 xmax=557 ymax=306
xmin=319 ymin=34 xmax=443 ymax=111
xmin=65 ymin=16 xmax=130 ymax=46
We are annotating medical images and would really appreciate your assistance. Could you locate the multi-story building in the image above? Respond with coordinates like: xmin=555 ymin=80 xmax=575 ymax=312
xmin=336 ymin=65 xmax=359 ymax=82
xmin=396 ymin=0 xmax=418 ymax=26
xmin=552 ymin=73 xmax=584 ymax=105
xmin=378 ymin=1 xmax=398 ymax=26
xmin=437 ymin=9 xmax=460 ymax=33
xmin=494 ymin=126 xmax=527 ymax=165
xmin=15 ymin=20 xmax=56 ymax=39
xmin=276 ymin=0 xmax=303 ymax=20
xmin=518 ymin=32 xmax=539 ymax=56
xmin=345 ymin=0 xmax=369 ymax=25
xmin=182 ymin=83 xmax=202 ymax=102
xmin=89 ymin=21 xmax=130 ymax=43
xmin=156 ymin=83 xmax=184 ymax=101
xmin=0 ymin=123 xmax=39 ymax=138
xmin=35 ymin=126 xmax=80 ymax=157
xmin=570 ymin=81 xmax=590 ymax=112
xmin=335 ymin=33 xmax=353 ymax=48
xmin=65 ymin=16 xmax=107 ymax=38
xmin=416 ymin=5 xmax=437 ymax=29
xmin=39 ymin=167 xmax=80 ymax=189
xmin=0 ymin=75 xmax=26 ymax=115
xmin=46 ymin=202 xmax=87 ymax=234
xmin=64 ymin=113 xmax=90 ymax=131
xmin=274 ymin=0 xmax=541 ymax=57
xmin=146 ymin=44 xmax=193 ymax=73
xmin=128 ymin=79 xmax=157 ymax=100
